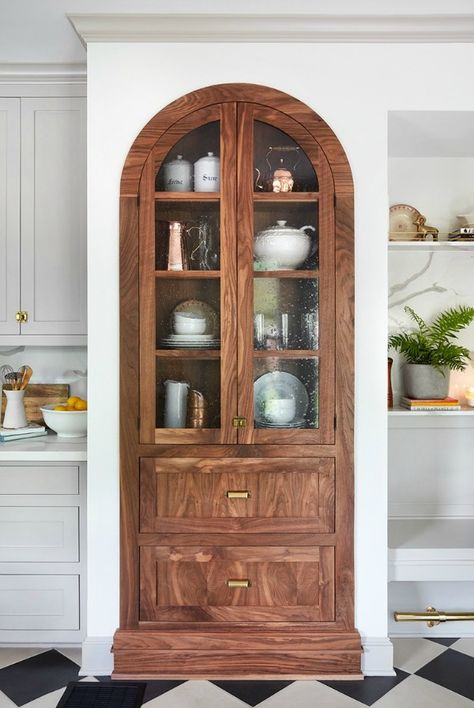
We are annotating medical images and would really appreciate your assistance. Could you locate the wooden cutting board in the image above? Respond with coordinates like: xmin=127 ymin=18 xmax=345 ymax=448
xmin=1 ymin=383 xmax=69 ymax=425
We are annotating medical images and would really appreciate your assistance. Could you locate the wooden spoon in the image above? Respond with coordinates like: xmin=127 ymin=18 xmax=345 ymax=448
xmin=19 ymin=365 xmax=33 ymax=390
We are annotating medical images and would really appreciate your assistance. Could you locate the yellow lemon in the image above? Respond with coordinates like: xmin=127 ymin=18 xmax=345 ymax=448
xmin=66 ymin=404 xmax=76 ymax=411
xmin=67 ymin=396 xmax=80 ymax=406
xmin=54 ymin=405 xmax=67 ymax=411
xmin=74 ymin=399 xmax=87 ymax=411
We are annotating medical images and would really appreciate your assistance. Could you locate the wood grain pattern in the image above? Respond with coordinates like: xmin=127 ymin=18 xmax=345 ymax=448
xmin=1 ymin=384 xmax=69 ymax=425
xmin=140 ymin=545 xmax=334 ymax=623
xmin=140 ymin=457 xmax=334 ymax=533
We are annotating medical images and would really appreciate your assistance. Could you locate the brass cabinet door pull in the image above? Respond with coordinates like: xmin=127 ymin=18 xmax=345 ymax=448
xmin=226 ymin=490 xmax=251 ymax=499
xmin=227 ymin=579 xmax=251 ymax=588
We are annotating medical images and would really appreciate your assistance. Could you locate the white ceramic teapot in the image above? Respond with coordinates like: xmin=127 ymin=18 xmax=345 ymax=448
xmin=254 ymin=220 xmax=316 ymax=270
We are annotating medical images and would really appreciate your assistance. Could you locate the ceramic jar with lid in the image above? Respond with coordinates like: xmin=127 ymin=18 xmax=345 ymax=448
xmin=163 ymin=154 xmax=193 ymax=192
xmin=194 ymin=152 xmax=220 ymax=192
xmin=254 ymin=220 xmax=316 ymax=270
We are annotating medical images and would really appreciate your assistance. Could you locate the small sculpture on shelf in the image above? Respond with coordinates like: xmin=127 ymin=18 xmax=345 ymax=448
xmin=414 ymin=214 xmax=439 ymax=242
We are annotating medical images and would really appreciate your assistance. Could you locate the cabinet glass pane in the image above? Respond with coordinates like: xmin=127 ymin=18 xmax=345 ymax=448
xmin=254 ymin=202 xmax=319 ymax=272
xmin=254 ymin=278 xmax=319 ymax=351
xmin=254 ymin=121 xmax=318 ymax=193
xmin=254 ymin=358 xmax=319 ymax=429
xmin=156 ymin=360 xmax=220 ymax=429
xmin=156 ymin=202 xmax=220 ymax=271
xmin=156 ymin=121 xmax=220 ymax=193
xmin=155 ymin=279 xmax=220 ymax=349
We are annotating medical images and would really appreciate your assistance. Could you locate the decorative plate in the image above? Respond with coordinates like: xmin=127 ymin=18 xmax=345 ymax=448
xmin=389 ymin=204 xmax=422 ymax=241
xmin=254 ymin=371 xmax=309 ymax=425
xmin=170 ymin=300 xmax=218 ymax=336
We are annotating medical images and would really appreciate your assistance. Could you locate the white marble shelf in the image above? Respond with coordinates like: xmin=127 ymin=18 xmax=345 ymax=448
xmin=389 ymin=518 xmax=474 ymax=582
xmin=0 ymin=431 xmax=87 ymax=461
xmin=388 ymin=241 xmax=474 ymax=252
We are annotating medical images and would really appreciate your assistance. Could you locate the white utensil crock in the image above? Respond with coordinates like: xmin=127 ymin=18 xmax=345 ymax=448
xmin=2 ymin=389 xmax=28 ymax=429
xmin=164 ymin=380 xmax=189 ymax=428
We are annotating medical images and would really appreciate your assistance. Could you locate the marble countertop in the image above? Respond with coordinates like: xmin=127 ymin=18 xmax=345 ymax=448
xmin=0 ymin=432 xmax=87 ymax=461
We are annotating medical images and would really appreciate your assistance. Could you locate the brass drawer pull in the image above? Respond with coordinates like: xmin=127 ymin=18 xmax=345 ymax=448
xmin=227 ymin=579 xmax=251 ymax=588
xmin=226 ymin=490 xmax=251 ymax=499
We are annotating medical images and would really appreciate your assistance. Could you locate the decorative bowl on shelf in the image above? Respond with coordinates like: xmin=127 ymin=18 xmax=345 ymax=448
xmin=254 ymin=220 xmax=316 ymax=270
xmin=40 ymin=404 xmax=87 ymax=438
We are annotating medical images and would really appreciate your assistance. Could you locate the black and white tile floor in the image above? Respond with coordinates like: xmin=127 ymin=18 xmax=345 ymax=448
xmin=0 ymin=638 xmax=474 ymax=707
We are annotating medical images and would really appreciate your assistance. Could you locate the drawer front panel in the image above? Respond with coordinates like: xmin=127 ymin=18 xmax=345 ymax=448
xmin=0 ymin=465 xmax=79 ymax=495
xmin=140 ymin=546 xmax=334 ymax=623
xmin=0 ymin=506 xmax=79 ymax=562
xmin=0 ymin=575 xmax=79 ymax=630
xmin=140 ymin=458 xmax=334 ymax=533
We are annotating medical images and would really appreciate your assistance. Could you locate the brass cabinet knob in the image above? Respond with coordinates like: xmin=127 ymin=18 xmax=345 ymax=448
xmin=15 ymin=311 xmax=28 ymax=323
xmin=226 ymin=490 xmax=251 ymax=499
xmin=227 ymin=579 xmax=251 ymax=588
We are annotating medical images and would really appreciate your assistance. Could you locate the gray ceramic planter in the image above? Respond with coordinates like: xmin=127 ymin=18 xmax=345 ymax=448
xmin=402 ymin=364 xmax=450 ymax=400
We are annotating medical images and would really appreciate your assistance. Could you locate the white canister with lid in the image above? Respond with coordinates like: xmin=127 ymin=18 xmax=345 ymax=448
xmin=163 ymin=154 xmax=193 ymax=192
xmin=194 ymin=152 xmax=220 ymax=192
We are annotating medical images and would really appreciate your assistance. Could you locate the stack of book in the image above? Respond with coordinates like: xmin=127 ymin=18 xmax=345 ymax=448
xmin=400 ymin=396 xmax=461 ymax=411
xmin=0 ymin=423 xmax=47 ymax=443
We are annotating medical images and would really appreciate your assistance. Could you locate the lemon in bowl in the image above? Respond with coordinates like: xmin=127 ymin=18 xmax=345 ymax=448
xmin=41 ymin=398 xmax=88 ymax=438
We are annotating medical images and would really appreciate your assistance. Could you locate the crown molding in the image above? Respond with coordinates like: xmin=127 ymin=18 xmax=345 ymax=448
xmin=68 ymin=13 xmax=474 ymax=45
xmin=0 ymin=63 xmax=87 ymax=83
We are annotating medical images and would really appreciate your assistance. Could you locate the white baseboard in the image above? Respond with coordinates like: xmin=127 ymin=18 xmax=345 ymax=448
xmin=361 ymin=637 xmax=395 ymax=676
xmin=80 ymin=634 xmax=395 ymax=677
xmin=80 ymin=636 xmax=113 ymax=677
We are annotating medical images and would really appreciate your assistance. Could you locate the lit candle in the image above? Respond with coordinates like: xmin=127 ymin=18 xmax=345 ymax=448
xmin=465 ymin=387 xmax=474 ymax=407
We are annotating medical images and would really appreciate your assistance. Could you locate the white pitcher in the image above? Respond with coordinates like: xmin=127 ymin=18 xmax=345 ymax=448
xmin=163 ymin=380 xmax=189 ymax=428
xmin=2 ymin=389 xmax=27 ymax=429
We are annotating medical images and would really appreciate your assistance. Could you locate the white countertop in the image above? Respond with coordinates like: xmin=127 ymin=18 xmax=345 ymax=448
xmin=0 ymin=432 xmax=87 ymax=461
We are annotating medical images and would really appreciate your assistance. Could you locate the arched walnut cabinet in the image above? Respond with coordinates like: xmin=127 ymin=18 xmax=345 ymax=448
xmin=116 ymin=84 xmax=362 ymax=679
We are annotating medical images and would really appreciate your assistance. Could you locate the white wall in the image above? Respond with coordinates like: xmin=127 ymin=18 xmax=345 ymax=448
xmin=86 ymin=41 xmax=474 ymax=673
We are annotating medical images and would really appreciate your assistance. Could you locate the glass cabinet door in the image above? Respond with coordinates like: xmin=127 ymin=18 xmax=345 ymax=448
xmin=237 ymin=107 xmax=335 ymax=445
xmin=139 ymin=104 xmax=238 ymax=444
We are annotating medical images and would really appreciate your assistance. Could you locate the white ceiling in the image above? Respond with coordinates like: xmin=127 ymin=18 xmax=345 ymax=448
xmin=1 ymin=0 xmax=474 ymax=64
xmin=389 ymin=112 xmax=474 ymax=157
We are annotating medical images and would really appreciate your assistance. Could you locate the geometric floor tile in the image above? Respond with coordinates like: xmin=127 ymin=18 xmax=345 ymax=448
xmin=141 ymin=680 xmax=247 ymax=707
xmin=373 ymin=673 xmax=474 ymax=708
xmin=211 ymin=680 xmax=292 ymax=706
xmin=18 ymin=687 xmax=67 ymax=708
xmin=321 ymin=669 xmax=410 ymax=706
xmin=142 ymin=681 xmax=184 ymax=704
xmin=392 ymin=637 xmax=448 ymax=674
xmin=0 ymin=651 xmax=46 ymax=672
xmin=426 ymin=637 xmax=460 ymax=648
xmin=450 ymin=638 xmax=474 ymax=659
xmin=0 ymin=651 xmax=79 ymax=707
xmin=55 ymin=649 xmax=81 ymax=668
xmin=256 ymin=680 xmax=364 ymax=707
xmin=416 ymin=649 xmax=474 ymax=702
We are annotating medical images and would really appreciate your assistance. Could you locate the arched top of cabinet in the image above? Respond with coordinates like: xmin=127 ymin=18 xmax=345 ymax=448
xmin=120 ymin=83 xmax=352 ymax=197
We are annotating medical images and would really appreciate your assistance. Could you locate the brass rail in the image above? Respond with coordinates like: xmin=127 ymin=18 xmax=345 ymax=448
xmin=394 ymin=606 xmax=474 ymax=627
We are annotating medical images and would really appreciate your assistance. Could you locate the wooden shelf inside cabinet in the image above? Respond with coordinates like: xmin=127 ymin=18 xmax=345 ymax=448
xmin=253 ymin=192 xmax=319 ymax=202
xmin=253 ymin=270 xmax=319 ymax=279
xmin=155 ymin=271 xmax=220 ymax=279
xmin=254 ymin=349 xmax=319 ymax=358
xmin=155 ymin=192 xmax=220 ymax=202
xmin=155 ymin=349 xmax=220 ymax=359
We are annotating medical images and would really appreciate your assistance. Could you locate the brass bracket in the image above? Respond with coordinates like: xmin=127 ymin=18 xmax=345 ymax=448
xmin=394 ymin=606 xmax=474 ymax=627
xmin=232 ymin=416 xmax=247 ymax=428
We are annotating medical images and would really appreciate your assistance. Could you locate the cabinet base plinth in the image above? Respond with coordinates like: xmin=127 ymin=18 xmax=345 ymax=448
xmin=112 ymin=629 xmax=362 ymax=679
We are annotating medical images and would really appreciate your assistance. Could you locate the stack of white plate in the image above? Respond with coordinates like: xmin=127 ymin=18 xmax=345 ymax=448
xmin=159 ymin=333 xmax=220 ymax=349
xmin=256 ymin=418 xmax=307 ymax=429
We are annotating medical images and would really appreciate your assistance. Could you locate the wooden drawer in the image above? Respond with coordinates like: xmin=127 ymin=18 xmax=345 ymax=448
xmin=0 ymin=575 xmax=79 ymax=630
xmin=0 ymin=506 xmax=79 ymax=562
xmin=140 ymin=458 xmax=334 ymax=533
xmin=140 ymin=545 xmax=334 ymax=623
xmin=0 ymin=465 xmax=79 ymax=495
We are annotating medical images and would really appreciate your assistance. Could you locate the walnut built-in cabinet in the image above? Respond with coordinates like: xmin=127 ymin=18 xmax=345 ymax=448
xmin=116 ymin=84 xmax=361 ymax=679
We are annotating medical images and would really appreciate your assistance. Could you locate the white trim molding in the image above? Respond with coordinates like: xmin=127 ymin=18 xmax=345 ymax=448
xmin=68 ymin=13 xmax=474 ymax=45
xmin=80 ymin=636 xmax=114 ymax=676
xmin=361 ymin=637 xmax=395 ymax=676
xmin=0 ymin=63 xmax=86 ymax=84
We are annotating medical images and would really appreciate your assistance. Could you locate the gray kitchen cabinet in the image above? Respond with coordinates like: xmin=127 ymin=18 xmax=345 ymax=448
xmin=0 ymin=96 xmax=86 ymax=343
xmin=0 ymin=461 xmax=86 ymax=643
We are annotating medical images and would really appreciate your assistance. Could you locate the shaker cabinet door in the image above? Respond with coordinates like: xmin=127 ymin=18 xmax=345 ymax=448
xmin=20 ymin=97 xmax=87 ymax=335
xmin=0 ymin=99 xmax=20 ymax=335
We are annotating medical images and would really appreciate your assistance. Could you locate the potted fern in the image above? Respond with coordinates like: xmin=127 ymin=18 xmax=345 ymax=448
xmin=388 ymin=305 xmax=474 ymax=399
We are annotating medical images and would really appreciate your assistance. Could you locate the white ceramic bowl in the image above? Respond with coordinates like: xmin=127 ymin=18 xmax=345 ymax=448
xmin=264 ymin=398 xmax=296 ymax=425
xmin=40 ymin=404 xmax=87 ymax=438
xmin=173 ymin=313 xmax=207 ymax=335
